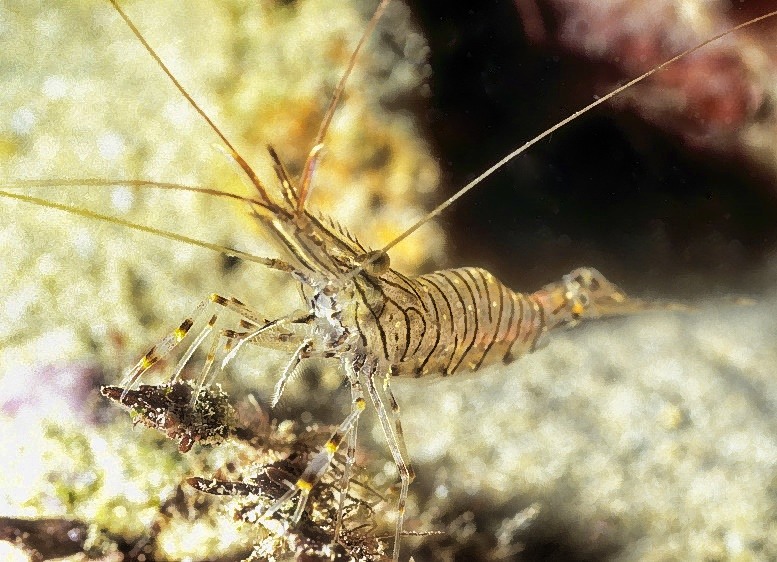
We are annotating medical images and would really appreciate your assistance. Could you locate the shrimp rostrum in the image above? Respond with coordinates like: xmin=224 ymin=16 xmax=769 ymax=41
xmin=13 ymin=1 xmax=773 ymax=561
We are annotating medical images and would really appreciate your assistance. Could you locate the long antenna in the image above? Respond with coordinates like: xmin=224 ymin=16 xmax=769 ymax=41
xmin=1 ymin=178 xmax=265 ymax=206
xmin=375 ymin=10 xmax=777 ymax=260
xmin=108 ymin=0 xmax=270 ymax=202
xmin=0 ymin=189 xmax=292 ymax=272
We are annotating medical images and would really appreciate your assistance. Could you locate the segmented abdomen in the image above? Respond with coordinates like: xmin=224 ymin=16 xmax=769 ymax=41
xmin=363 ymin=267 xmax=545 ymax=378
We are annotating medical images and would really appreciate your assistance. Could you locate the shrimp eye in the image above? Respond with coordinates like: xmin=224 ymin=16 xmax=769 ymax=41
xmin=358 ymin=250 xmax=390 ymax=276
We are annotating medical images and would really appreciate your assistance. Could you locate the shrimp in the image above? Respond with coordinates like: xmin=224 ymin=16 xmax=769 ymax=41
xmin=1 ymin=1 xmax=775 ymax=561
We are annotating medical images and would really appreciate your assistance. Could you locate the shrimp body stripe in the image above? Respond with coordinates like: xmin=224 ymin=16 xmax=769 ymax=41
xmin=435 ymin=271 xmax=469 ymax=373
xmin=419 ymin=274 xmax=456 ymax=372
xmin=353 ymin=278 xmax=391 ymax=360
xmin=347 ymin=266 xmax=549 ymax=379
xmin=475 ymin=270 xmax=505 ymax=371
xmin=377 ymin=276 xmax=426 ymax=361
xmin=448 ymin=269 xmax=481 ymax=373
xmin=407 ymin=278 xmax=439 ymax=373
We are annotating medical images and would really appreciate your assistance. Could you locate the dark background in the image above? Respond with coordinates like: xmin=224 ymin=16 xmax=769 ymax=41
xmin=399 ymin=0 xmax=777 ymax=297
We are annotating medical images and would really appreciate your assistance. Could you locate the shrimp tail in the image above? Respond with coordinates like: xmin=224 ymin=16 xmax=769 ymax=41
xmin=534 ymin=267 xmax=695 ymax=330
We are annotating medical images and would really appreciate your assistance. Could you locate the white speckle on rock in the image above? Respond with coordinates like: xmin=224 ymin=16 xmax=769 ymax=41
xmin=97 ymin=132 xmax=125 ymax=161
xmin=10 ymin=107 xmax=36 ymax=135
xmin=42 ymin=75 xmax=68 ymax=99
xmin=111 ymin=186 xmax=134 ymax=214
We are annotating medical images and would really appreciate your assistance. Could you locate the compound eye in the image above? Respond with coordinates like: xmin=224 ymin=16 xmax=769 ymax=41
xmin=358 ymin=250 xmax=390 ymax=276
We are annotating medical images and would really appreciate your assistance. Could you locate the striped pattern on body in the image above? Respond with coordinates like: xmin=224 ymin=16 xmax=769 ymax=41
xmin=354 ymin=267 xmax=547 ymax=378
